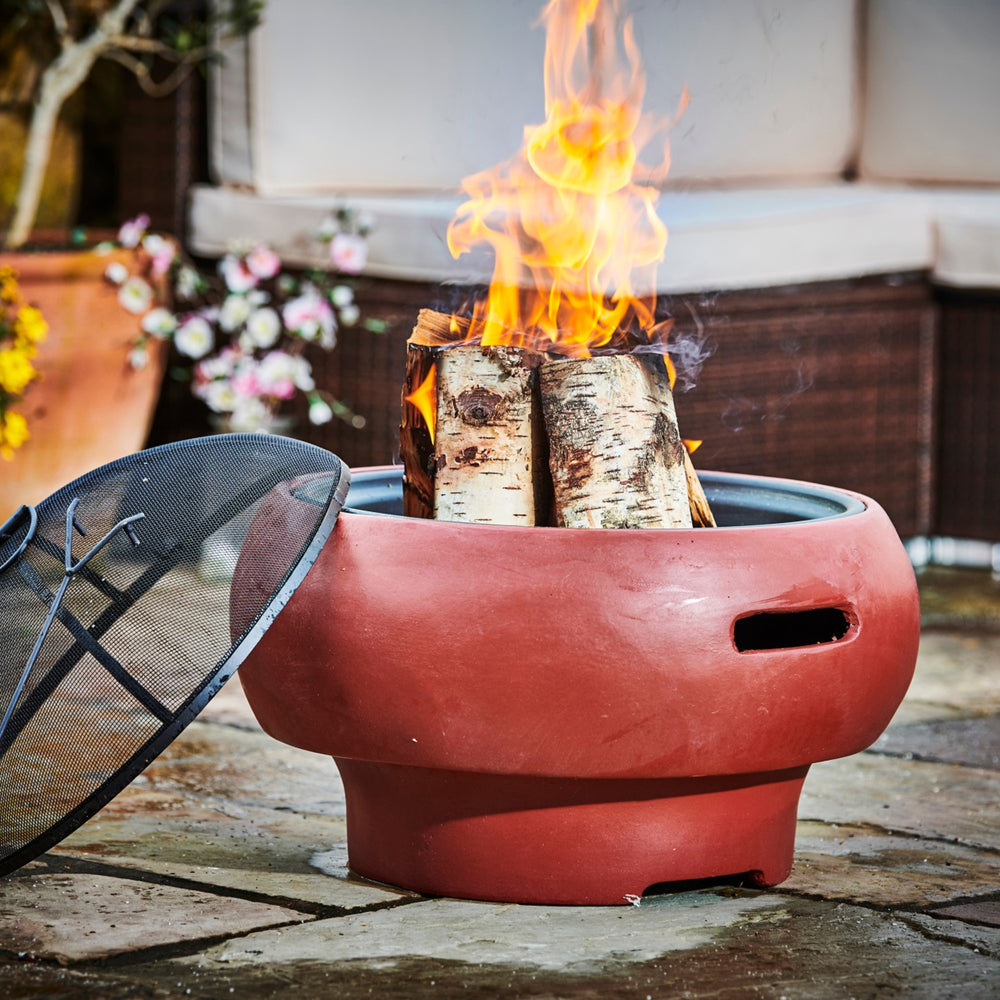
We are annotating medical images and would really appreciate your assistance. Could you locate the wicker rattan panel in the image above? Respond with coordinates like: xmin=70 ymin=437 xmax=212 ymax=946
xmin=150 ymin=275 xmax=936 ymax=537
xmin=935 ymin=289 xmax=1000 ymax=541
xmin=305 ymin=276 xmax=935 ymax=537
xmin=669 ymin=278 xmax=937 ymax=538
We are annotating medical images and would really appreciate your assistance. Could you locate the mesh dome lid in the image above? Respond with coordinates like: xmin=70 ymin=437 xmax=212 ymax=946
xmin=0 ymin=434 xmax=349 ymax=876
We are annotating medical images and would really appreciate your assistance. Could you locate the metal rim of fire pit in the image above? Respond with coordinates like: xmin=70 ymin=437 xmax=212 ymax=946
xmin=0 ymin=434 xmax=349 ymax=877
xmin=336 ymin=466 xmax=868 ymax=526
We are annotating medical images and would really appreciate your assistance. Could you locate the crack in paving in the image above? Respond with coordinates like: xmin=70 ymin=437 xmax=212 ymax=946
xmin=31 ymin=852 xmax=429 ymax=920
xmin=795 ymin=814 xmax=1000 ymax=859
xmin=894 ymin=913 xmax=1000 ymax=961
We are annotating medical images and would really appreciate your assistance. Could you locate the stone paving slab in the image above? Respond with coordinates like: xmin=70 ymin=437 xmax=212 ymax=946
xmin=876 ymin=714 xmax=1000 ymax=770
xmin=143 ymin=720 xmax=345 ymax=816
xmin=3 ymin=568 xmax=1000 ymax=999
xmin=800 ymin=752 xmax=1000 ymax=851
xmin=51 ymin=787 xmax=412 ymax=911
xmin=896 ymin=631 xmax=1000 ymax=718
xmin=929 ymin=899 xmax=1000 ymax=929
xmin=905 ymin=911 xmax=1000 ymax=959
xmin=189 ymin=893 xmax=788 ymax=971
xmin=197 ymin=674 xmax=261 ymax=730
xmin=784 ymin=820 xmax=1000 ymax=908
xmin=918 ymin=567 xmax=1000 ymax=633
xmin=124 ymin=892 xmax=1000 ymax=1000
xmin=0 ymin=864 xmax=305 ymax=964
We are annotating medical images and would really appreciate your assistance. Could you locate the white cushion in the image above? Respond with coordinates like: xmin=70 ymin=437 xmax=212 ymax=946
xmin=211 ymin=0 xmax=859 ymax=195
xmin=188 ymin=181 xmax=935 ymax=293
xmin=859 ymin=0 xmax=1000 ymax=184
xmin=920 ymin=190 xmax=1000 ymax=289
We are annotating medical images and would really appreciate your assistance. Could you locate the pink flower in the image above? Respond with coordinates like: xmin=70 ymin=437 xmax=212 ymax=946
xmin=246 ymin=245 xmax=281 ymax=280
xmin=231 ymin=367 xmax=263 ymax=398
xmin=258 ymin=351 xmax=313 ymax=397
xmin=150 ymin=243 xmax=175 ymax=279
xmin=219 ymin=254 xmax=258 ymax=293
xmin=281 ymin=287 xmax=335 ymax=342
xmin=330 ymin=232 xmax=368 ymax=274
xmin=118 ymin=214 xmax=150 ymax=248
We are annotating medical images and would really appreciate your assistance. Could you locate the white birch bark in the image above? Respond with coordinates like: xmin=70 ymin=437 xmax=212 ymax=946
xmin=539 ymin=353 xmax=692 ymax=529
xmin=433 ymin=344 xmax=545 ymax=525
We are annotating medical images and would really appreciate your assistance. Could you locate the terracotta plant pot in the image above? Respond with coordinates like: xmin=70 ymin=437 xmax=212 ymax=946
xmin=235 ymin=467 xmax=919 ymax=905
xmin=0 ymin=240 xmax=167 ymax=519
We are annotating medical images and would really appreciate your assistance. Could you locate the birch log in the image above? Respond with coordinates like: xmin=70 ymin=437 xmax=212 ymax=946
xmin=539 ymin=354 xmax=692 ymax=529
xmin=433 ymin=344 xmax=547 ymax=524
xmin=684 ymin=449 xmax=717 ymax=528
xmin=400 ymin=343 xmax=438 ymax=519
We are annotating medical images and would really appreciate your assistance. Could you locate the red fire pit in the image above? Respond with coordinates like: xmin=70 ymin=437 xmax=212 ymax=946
xmin=234 ymin=466 xmax=918 ymax=905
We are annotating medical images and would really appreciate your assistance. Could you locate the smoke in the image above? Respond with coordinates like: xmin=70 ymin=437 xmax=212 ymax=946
xmin=655 ymin=296 xmax=716 ymax=393
xmin=720 ymin=353 xmax=816 ymax=434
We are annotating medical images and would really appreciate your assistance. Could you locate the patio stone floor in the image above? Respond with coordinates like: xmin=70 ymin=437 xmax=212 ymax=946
xmin=2 ymin=565 xmax=1000 ymax=998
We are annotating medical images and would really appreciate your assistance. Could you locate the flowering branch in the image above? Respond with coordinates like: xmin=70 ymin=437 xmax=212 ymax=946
xmin=106 ymin=210 xmax=379 ymax=435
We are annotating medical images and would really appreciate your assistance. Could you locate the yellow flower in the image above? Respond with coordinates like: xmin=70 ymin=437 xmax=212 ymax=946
xmin=0 ymin=347 xmax=38 ymax=396
xmin=14 ymin=305 xmax=48 ymax=346
xmin=0 ymin=267 xmax=18 ymax=305
xmin=0 ymin=409 xmax=29 ymax=460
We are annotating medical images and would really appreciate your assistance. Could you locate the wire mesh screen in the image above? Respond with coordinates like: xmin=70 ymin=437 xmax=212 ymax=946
xmin=0 ymin=434 xmax=348 ymax=876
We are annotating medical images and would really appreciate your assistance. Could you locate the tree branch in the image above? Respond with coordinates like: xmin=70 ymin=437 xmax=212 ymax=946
xmin=4 ymin=0 xmax=144 ymax=248
xmin=45 ymin=0 xmax=70 ymax=47
xmin=105 ymin=46 xmax=207 ymax=98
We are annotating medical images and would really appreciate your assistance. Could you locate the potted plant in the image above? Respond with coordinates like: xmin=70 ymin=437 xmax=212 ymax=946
xmin=0 ymin=0 xmax=261 ymax=517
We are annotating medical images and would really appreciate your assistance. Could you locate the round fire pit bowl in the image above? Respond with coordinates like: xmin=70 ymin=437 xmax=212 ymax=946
xmin=234 ymin=467 xmax=918 ymax=906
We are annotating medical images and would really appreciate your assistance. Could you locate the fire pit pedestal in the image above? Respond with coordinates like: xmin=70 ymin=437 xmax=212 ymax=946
xmin=234 ymin=467 xmax=919 ymax=905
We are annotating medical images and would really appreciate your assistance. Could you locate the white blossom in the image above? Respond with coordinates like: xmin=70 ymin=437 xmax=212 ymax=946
xmin=141 ymin=307 xmax=178 ymax=339
xmin=229 ymin=397 xmax=273 ymax=432
xmin=202 ymin=379 xmax=238 ymax=413
xmin=175 ymin=265 xmax=200 ymax=300
xmin=338 ymin=303 xmax=360 ymax=327
xmin=175 ymin=316 xmax=215 ymax=359
xmin=105 ymin=261 xmax=128 ymax=285
xmin=308 ymin=398 xmax=334 ymax=425
xmin=245 ymin=307 xmax=282 ymax=348
xmin=330 ymin=284 xmax=354 ymax=308
xmin=219 ymin=294 xmax=252 ymax=332
xmin=128 ymin=346 xmax=149 ymax=370
xmin=118 ymin=277 xmax=153 ymax=314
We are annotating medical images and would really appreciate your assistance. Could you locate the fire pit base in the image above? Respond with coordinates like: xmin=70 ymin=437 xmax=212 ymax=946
xmin=336 ymin=759 xmax=808 ymax=905
xmin=236 ymin=466 xmax=920 ymax=908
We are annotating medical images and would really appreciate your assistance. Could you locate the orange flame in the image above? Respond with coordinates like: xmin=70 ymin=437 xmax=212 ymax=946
xmin=445 ymin=0 xmax=678 ymax=357
xmin=404 ymin=366 xmax=437 ymax=445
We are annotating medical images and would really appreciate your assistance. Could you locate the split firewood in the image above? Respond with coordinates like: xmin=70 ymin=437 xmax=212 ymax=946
xmin=400 ymin=341 xmax=437 ymax=519
xmin=402 ymin=308 xmax=715 ymax=529
xmin=684 ymin=448 xmax=717 ymax=528
xmin=407 ymin=306 xmax=465 ymax=348
xmin=538 ymin=353 xmax=692 ymax=529
xmin=401 ymin=309 xmax=549 ymax=525
xmin=401 ymin=309 xmax=475 ymax=518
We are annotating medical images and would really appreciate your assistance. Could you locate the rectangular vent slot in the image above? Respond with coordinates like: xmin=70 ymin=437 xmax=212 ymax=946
xmin=734 ymin=609 xmax=851 ymax=652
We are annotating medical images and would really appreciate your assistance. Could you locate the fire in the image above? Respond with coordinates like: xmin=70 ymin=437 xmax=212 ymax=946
xmin=440 ymin=0 xmax=680 ymax=357
xmin=404 ymin=366 xmax=437 ymax=445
